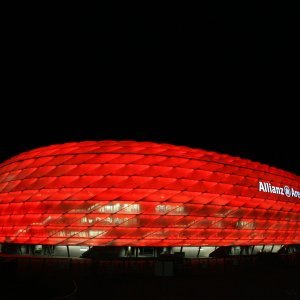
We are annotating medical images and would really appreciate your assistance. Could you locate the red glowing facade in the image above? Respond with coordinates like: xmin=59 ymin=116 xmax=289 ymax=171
xmin=0 ymin=141 xmax=299 ymax=246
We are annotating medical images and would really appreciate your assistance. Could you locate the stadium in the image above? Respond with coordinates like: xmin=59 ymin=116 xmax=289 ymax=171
xmin=0 ymin=140 xmax=299 ymax=258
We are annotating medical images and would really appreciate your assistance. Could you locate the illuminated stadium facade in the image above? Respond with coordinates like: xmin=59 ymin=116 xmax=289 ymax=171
xmin=0 ymin=141 xmax=299 ymax=257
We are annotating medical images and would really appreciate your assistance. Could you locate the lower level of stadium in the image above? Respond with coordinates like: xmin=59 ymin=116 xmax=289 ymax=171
xmin=1 ymin=244 xmax=299 ymax=258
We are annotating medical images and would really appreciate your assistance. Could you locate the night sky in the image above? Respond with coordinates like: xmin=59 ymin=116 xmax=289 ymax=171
xmin=1 ymin=3 xmax=299 ymax=175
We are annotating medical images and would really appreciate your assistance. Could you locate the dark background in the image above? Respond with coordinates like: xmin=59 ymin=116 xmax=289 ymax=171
xmin=1 ymin=3 xmax=299 ymax=175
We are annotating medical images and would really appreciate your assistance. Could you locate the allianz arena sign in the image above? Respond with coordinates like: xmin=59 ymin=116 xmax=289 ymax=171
xmin=259 ymin=181 xmax=300 ymax=198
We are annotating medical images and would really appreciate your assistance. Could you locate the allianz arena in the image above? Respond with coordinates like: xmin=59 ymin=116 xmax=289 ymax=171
xmin=0 ymin=140 xmax=299 ymax=257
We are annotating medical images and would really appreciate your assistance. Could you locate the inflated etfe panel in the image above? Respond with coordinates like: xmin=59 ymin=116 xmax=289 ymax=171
xmin=0 ymin=141 xmax=299 ymax=246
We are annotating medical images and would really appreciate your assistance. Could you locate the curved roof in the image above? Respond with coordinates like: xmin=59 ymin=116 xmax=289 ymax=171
xmin=0 ymin=140 xmax=299 ymax=246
